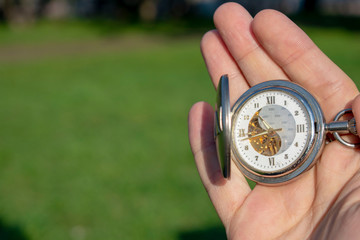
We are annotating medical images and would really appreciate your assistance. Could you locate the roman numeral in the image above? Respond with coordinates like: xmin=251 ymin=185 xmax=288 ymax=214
xmin=269 ymin=157 xmax=275 ymax=166
xmin=267 ymin=96 xmax=275 ymax=104
xmin=296 ymin=124 xmax=305 ymax=133
xmin=239 ymin=129 xmax=246 ymax=137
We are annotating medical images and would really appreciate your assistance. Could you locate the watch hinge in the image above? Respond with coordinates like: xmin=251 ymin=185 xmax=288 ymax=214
xmin=314 ymin=122 xmax=319 ymax=133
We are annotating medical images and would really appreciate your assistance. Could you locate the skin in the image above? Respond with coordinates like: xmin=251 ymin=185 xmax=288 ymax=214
xmin=188 ymin=3 xmax=360 ymax=240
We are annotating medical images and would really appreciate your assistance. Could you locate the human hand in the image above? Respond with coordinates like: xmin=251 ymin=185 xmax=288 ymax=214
xmin=188 ymin=3 xmax=360 ymax=239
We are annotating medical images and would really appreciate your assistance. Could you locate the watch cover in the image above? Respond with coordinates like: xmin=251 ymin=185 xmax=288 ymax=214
xmin=214 ymin=75 xmax=231 ymax=178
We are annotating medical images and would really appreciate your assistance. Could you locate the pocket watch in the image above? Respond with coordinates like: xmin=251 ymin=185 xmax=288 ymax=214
xmin=214 ymin=75 xmax=359 ymax=185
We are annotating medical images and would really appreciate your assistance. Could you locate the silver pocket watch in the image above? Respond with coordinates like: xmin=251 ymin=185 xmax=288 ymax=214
xmin=215 ymin=75 xmax=359 ymax=185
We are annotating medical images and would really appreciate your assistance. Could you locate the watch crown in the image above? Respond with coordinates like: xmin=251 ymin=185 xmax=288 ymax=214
xmin=348 ymin=118 xmax=357 ymax=135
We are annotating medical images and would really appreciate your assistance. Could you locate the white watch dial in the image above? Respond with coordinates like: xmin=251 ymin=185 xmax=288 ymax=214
xmin=232 ymin=90 xmax=311 ymax=173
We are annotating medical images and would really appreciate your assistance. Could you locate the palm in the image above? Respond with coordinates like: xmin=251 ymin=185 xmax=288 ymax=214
xmin=188 ymin=3 xmax=360 ymax=239
xmin=227 ymin=144 xmax=360 ymax=239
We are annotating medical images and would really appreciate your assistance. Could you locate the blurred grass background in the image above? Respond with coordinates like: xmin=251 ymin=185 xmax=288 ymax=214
xmin=0 ymin=7 xmax=360 ymax=240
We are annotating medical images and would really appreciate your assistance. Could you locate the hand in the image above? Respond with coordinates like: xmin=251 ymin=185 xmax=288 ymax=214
xmin=188 ymin=3 xmax=360 ymax=239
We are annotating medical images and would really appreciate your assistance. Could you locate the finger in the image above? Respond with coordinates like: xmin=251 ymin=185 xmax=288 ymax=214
xmin=352 ymin=94 xmax=360 ymax=135
xmin=251 ymin=10 xmax=360 ymax=224
xmin=188 ymin=102 xmax=251 ymax=226
xmin=213 ymin=2 xmax=288 ymax=86
xmin=201 ymin=30 xmax=249 ymax=105
xmin=252 ymin=9 xmax=358 ymax=120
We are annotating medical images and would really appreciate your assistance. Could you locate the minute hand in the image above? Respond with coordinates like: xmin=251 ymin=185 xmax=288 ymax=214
xmin=258 ymin=115 xmax=272 ymax=130
xmin=241 ymin=128 xmax=282 ymax=141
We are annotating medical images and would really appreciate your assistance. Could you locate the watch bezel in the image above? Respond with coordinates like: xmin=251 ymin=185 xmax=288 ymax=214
xmin=231 ymin=80 xmax=326 ymax=185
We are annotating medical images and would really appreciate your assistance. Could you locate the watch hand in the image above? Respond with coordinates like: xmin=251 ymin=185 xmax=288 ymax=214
xmin=258 ymin=114 xmax=272 ymax=130
xmin=241 ymin=128 xmax=282 ymax=141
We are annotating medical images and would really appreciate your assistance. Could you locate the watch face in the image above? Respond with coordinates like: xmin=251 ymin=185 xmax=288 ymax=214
xmin=232 ymin=89 xmax=312 ymax=175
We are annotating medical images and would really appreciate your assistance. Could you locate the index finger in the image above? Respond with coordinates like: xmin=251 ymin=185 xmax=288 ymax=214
xmin=251 ymin=10 xmax=358 ymax=120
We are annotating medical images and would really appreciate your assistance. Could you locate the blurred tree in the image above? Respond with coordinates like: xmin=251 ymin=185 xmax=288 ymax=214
xmin=0 ymin=0 xmax=194 ymax=23
xmin=1 ymin=0 xmax=42 ymax=24
xmin=304 ymin=0 xmax=318 ymax=12
xmin=3 ymin=0 xmax=358 ymax=25
xmin=1 ymin=0 xmax=26 ymax=24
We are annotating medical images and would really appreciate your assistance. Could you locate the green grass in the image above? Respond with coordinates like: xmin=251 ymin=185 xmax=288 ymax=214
xmin=0 ymin=19 xmax=213 ymax=46
xmin=0 ymin=20 xmax=359 ymax=240
xmin=0 ymin=26 xmax=220 ymax=240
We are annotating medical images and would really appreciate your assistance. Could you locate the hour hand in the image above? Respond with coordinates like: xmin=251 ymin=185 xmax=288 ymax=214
xmin=241 ymin=128 xmax=282 ymax=141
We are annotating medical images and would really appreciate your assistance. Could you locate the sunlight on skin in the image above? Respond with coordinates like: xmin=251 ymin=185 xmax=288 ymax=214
xmin=189 ymin=2 xmax=360 ymax=239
